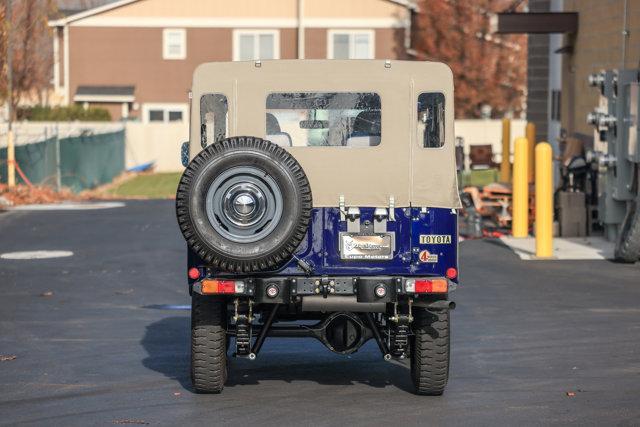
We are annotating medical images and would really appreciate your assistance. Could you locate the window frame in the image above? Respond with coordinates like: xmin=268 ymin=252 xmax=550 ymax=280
xmin=142 ymin=103 xmax=188 ymax=124
xmin=232 ymin=29 xmax=280 ymax=61
xmin=327 ymin=29 xmax=375 ymax=59
xmin=163 ymin=28 xmax=187 ymax=60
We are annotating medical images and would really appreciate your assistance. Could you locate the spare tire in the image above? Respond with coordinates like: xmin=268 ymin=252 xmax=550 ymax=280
xmin=176 ymin=136 xmax=312 ymax=272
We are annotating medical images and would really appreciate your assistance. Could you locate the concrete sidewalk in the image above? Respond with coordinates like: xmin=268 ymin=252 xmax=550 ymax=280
xmin=500 ymin=235 xmax=615 ymax=260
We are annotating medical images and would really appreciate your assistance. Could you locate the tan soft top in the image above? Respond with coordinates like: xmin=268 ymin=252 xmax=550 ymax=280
xmin=190 ymin=60 xmax=461 ymax=209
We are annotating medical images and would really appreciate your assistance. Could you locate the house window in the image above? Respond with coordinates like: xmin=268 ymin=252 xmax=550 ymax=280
xmin=163 ymin=29 xmax=186 ymax=60
xmin=233 ymin=30 xmax=279 ymax=61
xmin=143 ymin=104 xmax=187 ymax=123
xmin=328 ymin=30 xmax=375 ymax=59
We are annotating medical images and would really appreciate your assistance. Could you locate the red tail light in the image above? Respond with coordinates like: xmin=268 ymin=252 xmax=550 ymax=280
xmin=405 ymin=279 xmax=449 ymax=294
xmin=201 ymin=279 xmax=236 ymax=294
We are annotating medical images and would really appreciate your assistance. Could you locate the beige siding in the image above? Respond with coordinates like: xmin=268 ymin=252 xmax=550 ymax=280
xmin=562 ymin=0 xmax=640 ymax=136
xmin=89 ymin=0 xmax=407 ymax=21
xmin=305 ymin=0 xmax=407 ymax=19
xmin=99 ymin=0 xmax=298 ymax=18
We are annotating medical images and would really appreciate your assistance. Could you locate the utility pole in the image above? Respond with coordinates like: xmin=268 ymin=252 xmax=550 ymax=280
xmin=5 ymin=0 xmax=15 ymax=187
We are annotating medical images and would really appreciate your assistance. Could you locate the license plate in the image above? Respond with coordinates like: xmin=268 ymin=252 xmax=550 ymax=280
xmin=339 ymin=233 xmax=395 ymax=260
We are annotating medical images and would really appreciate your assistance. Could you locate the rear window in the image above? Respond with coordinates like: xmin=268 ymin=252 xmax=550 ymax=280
xmin=265 ymin=92 xmax=381 ymax=147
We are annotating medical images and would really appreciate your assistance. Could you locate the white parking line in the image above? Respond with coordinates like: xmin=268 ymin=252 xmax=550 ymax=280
xmin=11 ymin=202 xmax=125 ymax=211
xmin=1 ymin=250 xmax=74 ymax=260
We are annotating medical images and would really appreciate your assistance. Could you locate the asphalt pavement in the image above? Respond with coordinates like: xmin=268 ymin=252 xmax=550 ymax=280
xmin=1 ymin=200 xmax=639 ymax=426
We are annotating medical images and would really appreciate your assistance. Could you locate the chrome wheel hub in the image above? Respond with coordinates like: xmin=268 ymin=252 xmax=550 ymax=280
xmin=205 ymin=166 xmax=283 ymax=243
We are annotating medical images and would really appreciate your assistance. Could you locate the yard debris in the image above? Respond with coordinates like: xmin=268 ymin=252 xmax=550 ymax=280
xmin=0 ymin=355 xmax=17 ymax=361
xmin=40 ymin=291 xmax=54 ymax=297
xmin=0 ymin=184 xmax=80 ymax=206
xmin=113 ymin=420 xmax=149 ymax=425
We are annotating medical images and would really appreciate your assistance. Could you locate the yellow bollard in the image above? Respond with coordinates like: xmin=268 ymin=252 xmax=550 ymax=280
xmin=526 ymin=122 xmax=536 ymax=183
xmin=500 ymin=118 xmax=511 ymax=183
xmin=512 ymin=137 xmax=529 ymax=238
xmin=7 ymin=130 xmax=15 ymax=187
xmin=535 ymin=142 xmax=553 ymax=258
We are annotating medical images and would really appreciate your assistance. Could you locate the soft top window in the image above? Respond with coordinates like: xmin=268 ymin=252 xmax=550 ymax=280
xmin=266 ymin=92 xmax=381 ymax=147
xmin=200 ymin=94 xmax=228 ymax=147
xmin=418 ymin=92 xmax=445 ymax=148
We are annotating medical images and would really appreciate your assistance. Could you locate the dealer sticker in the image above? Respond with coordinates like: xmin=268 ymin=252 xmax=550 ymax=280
xmin=419 ymin=234 xmax=452 ymax=244
xmin=418 ymin=250 xmax=438 ymax=263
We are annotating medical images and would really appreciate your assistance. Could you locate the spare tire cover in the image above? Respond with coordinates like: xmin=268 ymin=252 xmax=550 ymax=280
xmin=176 ymin=136 xmax=312 ymax=272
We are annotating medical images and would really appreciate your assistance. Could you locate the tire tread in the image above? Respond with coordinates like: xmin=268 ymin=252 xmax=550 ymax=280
xmin=411 ymin=308 xmax=450 ymax=395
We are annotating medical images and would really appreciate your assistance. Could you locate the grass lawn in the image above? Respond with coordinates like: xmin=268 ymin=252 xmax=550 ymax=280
xmin=109 ymin=172 xmax=181 ymax=198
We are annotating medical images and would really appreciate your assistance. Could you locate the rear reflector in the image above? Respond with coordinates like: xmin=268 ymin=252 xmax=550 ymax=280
xmin=201 ymin=279 xmax=236 ymax=294
xmin=406 ymin=278 xmax=448 ymax=294
xmin=446 ymin=267 xmax=458 ymax=279
xmin=188 ymin=267 xmax=201 ymax=280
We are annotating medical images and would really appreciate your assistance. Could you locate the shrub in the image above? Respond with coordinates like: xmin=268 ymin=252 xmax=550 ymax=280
xmin=18 ymin=105 xmax=112 ymax=121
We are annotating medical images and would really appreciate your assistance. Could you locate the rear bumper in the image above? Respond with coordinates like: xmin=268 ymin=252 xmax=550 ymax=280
xmin=192 ymin=275 xmax=455 ymax=304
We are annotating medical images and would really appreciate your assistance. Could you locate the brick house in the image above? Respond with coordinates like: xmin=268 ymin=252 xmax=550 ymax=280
xmin=49 ymin=0 xmax=416 ymax=121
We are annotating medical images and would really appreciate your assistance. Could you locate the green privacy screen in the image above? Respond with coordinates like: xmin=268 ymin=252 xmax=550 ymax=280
xmin=0 ymin=130 xmax=125 ymax=192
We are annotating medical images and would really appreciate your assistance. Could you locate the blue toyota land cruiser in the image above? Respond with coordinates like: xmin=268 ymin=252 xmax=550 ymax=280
xmin=176 ymin=60 xmax=461 ymax=395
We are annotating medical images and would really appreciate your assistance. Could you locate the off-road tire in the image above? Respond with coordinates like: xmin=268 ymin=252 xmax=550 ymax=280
xmin=176 ymin=136 xmax=312 ymax=273
xmin=191 ymin=294 xmax=227 ymax=393
xmin=410 ymin=308 xmax=450 ymax=396
xmin=615 ymin=199 xmax=640 ymax=263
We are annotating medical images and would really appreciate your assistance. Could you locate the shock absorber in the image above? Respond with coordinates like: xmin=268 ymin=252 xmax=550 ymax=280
xmin=233 ymin=298 xmax=253 ymax=357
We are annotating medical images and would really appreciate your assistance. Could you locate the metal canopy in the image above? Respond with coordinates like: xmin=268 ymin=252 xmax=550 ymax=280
xmin=492 ymin=12 xmax=579 ymax=34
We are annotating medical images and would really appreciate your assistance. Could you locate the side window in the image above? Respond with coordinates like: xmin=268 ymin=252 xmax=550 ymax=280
xmin=200 ymin=94 xmax=228 ymax=147
xmin=418 ymin=93 xmax=445 ymax=148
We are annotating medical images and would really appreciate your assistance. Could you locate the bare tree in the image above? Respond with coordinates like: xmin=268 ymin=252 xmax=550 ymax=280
xmin=1 ymin=0 xmax=56 ymax=119
xmin=412 ymin=0 xmax=527 ymax=118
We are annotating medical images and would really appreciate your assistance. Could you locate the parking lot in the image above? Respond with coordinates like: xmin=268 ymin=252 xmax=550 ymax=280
xmin=1 ymin=200 xmax=639 ymax=426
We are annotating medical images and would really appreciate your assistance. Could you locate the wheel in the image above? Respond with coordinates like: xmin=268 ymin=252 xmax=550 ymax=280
xmin=191 ymin=293 xmax=227 ymax=393
xmin=410 ymin=308 xmax=450 ymax=395
xmin=615 ymin=199 xmax=640 ymax=263
xmin=176 ymin=136 xmax=312 ymax=273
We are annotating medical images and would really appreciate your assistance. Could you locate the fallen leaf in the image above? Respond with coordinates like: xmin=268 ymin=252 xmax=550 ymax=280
xmin=0 ymin=355 xmax=17 ymax=361
xmin=40 ymin=291 xmax=54 ymax=297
